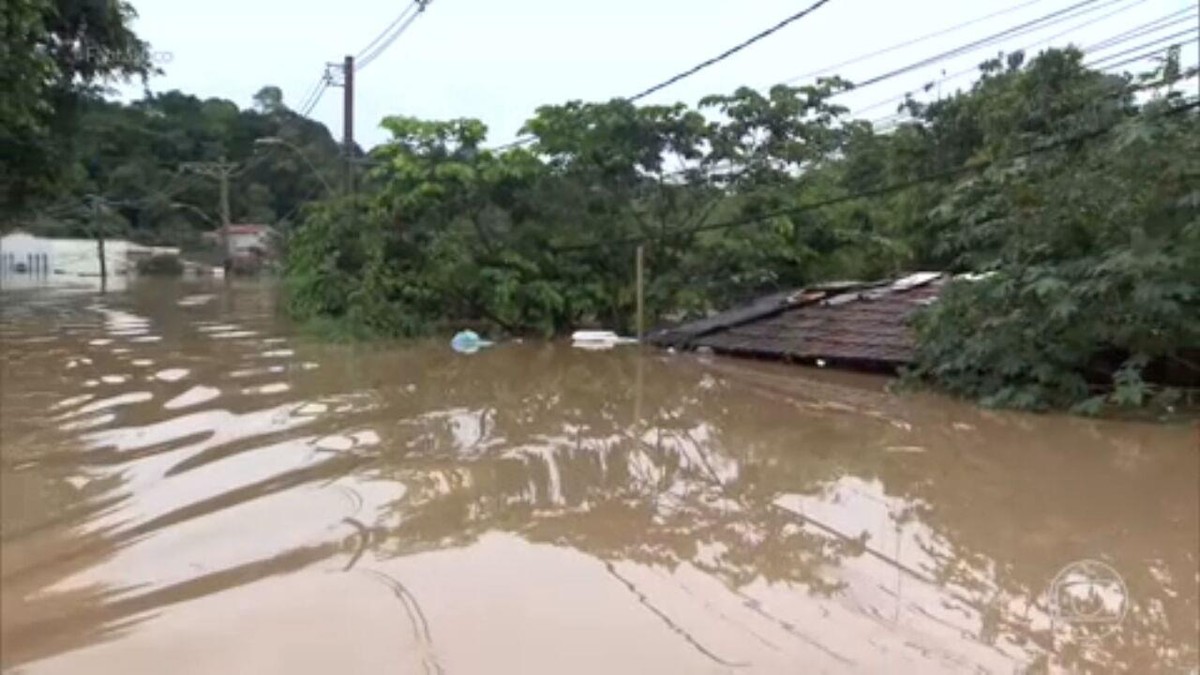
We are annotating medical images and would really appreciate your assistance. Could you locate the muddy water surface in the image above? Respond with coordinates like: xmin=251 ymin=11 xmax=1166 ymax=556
xmin=1 ymin=281 xmax=1197 ymax=674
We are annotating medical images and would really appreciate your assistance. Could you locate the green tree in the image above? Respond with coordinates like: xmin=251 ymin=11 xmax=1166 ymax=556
xmin=1 ymin=0 xmax=154 ymax=215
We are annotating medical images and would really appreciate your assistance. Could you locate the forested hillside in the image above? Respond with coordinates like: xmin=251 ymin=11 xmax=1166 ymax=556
xmin=1 ymin=0 xmax=344 ymax=247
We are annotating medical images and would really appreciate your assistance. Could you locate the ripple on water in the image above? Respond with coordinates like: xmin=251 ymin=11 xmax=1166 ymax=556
xmin=154 ymin=368 xmax=189 ymax=383
xmin=177 ymin=294 xmax=215 ymax=307
xmin=242 ymin=382 xmax=291 ymax=396
xmin=208 ymin=331 xmax=259 ymax=339
xmin=61 ymin=391 xmax=153 ymax=417
xmin=164 ymin=386 xmax=221 ymax=410
xmin=2 ymin=288 xmax=1196 ymax=675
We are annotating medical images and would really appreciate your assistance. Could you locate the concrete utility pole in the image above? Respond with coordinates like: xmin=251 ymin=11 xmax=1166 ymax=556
xmin=324 ymin=57 xmax=356 ymax=196
xmin=181 ymin=158 xmax=240 ymax=261
xmin=343 ymin=55 xmax=355 ymax=196
xmin=181 ymin=158 xmax=237 ymax=227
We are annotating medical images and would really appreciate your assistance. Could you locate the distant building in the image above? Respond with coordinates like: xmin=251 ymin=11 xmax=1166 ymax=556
xmin=203 ymin=224 xmax=276 ymax=274
xmin=0 ymin=231 xmax=180 ymax=289
xmin=0 ymin=231 xmax=53 ymax=276
xmin=223 ymin=224 xmax=275 ymax=258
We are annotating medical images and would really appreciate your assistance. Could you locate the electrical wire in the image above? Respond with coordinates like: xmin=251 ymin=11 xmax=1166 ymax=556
xmin=851 ymin=0 xmax=1151 ymax=117
xmin=846 ymin=0 xmax=1117 ymax=92
xmin=357 ymin=0 xmax=430 ymax=72
xmin=300 ymin=78 xmax=331 ymax=117
xmin=1097 ymin=45 xmax=1198 ymax=71
xmin=297 ymin=71 xmax=331 ymax=117
xmin=488 ymin=0 xmax=836 ymax=151
xmin=866 ymin=69 xmax=1191 ymax=128
xmin=782 ymin=0 xmax=1054 ymax=84
xmin=1083 ymin=6 xmax=1198 ymax=52
xmin=626 ymin=0 xmax=835 ymax=103
xmin=852 ymin=4 xmax=1193 ymax=118
xmin=295 ymin=75 xmax=324 ymax=115
xmin=355 ymin=1 xmax=422 ymax=61
xmin=550 ymin=97 xmax=1198 ymax=252
xmin=486 ymin=0 xmax=1128 ymax=152
xmin=1085 ymin=29 xmax=1198 ymax=67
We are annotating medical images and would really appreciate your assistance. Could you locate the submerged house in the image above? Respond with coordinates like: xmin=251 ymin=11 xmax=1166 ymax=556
xmin=648 ymin=272 xmax=947 ymax=372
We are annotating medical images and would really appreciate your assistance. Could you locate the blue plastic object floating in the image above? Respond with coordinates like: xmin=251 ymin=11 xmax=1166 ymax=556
xmin=451 ymin=330 xmax=493 ymax=354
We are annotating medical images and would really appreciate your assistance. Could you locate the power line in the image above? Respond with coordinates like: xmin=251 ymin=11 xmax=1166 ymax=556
xmin=1096 ymin=44 xmax=1198 ymax=71
xmin=852 ymin=4 xmax=1193 ymax=119
xmin=1083 ymin=6 xmax=1198 ymax=52
xmin=487 ymin=0 xmax=1123 ymax=153
xmin=300 ymin=77 xmax=330 ymax=117
xmin=355 ymin=1 xmax=421 ymax=61
xmin=297 ymin=71 xmax=331 ymax=117
xmin=782 ymin=0 xmax=1054 ymax=84
xmin=1085 ymin=30 xmax=1197 ymax=67
xmin=357 ymin=0 xmax=431 ymax=72
xmin=551 ymin=97 xmax=1198 ymax=253
xmin=627 ymin=0 xmax=835 ymax=103
xmin=488 ymin=0 xmax=835 ymax=151
xmin=866 ymin=68 xmax=1192 ymax=129
xmin=846 ymin=0 xmax=1116 ymax=92
xmin=295 ymin=74 xmax=326 ymax=115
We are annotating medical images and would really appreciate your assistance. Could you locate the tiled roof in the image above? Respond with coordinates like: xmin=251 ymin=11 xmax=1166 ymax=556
xmin=649 ymin=273 xmax=947 ymax=368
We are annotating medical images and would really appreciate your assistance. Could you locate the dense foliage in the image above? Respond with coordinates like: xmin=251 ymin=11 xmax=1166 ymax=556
xmin=3 ymin=3 xmax=1195 ymax=411
xmin=285 ymin=48 xmax=1198 ymax=411
xmin=908 ymin=60 xmax=1199 ymax=412
xmin=1 ymin=2 xmax=345 ymax=248
xmin=1 ymin=0 xmax=153 ymax=212
xmin=4 ymin=87 xmax=346 ymax=250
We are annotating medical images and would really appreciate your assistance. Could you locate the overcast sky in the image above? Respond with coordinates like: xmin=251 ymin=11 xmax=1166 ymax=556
xmin=119 ymin=0 xmax=1197 ymax=148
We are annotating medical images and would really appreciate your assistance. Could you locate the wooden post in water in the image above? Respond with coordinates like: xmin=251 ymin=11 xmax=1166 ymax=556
xmin=96 ymin=235 xmax=107 ymax=293
xmin=635 ymin=244 xmax=645 ymax=343
xmin=89 ymin=197 xmax=107 ymax=293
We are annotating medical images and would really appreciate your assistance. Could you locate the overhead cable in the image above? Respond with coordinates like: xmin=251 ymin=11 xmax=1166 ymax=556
xmin=1097 ymin=45 xmax=1198 ymax=71
xmin=852 ymin=4 xmax=1192 ymax=118
xmin=355 ymin=1 xmax=422 ymax=61
xmin=551 ymin=97 xmax=1198 ymax=252
xmin=357 ymin=0 xmax=431 ymax=72
xmin=626 ymin=0 xmax=834 ymax=102
xmin=782 ymin=0 xmax=1053 ymax=84
xmin=846 ymin=0 xmax=1117 ymax=91
xmin=1085 ymin=30 xmax=1198 ymax=67
xmin=488 ymin=0 xmax=835 ymax=151
xmin=295 ymin=72 xmax=328 ymax=116
xmin=488 ymin=0 xmax=1118 ymax=152
xmin=1083 ymin=6 xmax=1198 ymax=52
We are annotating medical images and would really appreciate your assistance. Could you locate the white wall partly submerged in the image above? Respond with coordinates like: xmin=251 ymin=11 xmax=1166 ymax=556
xmin=0 ymin=232 xmax=180 ymax=290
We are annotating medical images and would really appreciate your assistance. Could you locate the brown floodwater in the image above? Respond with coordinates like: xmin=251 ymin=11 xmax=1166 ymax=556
xmin=1 ymin=280 xmax=1196 ymax=674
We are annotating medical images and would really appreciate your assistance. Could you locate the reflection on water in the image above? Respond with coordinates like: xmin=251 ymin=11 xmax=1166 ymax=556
xmin=1 ymin=282 xmax=1197 ymax=674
